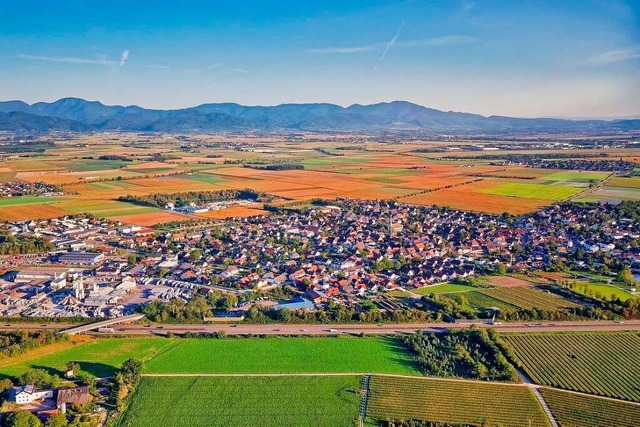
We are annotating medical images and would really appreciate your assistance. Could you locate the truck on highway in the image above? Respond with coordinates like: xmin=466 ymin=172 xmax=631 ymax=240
xmin=97 ymin=327 xmax=115 ymax=333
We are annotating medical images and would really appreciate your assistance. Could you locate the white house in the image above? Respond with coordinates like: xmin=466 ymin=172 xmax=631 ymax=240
xmin=9 ymin=385 xmax=53 ymax=405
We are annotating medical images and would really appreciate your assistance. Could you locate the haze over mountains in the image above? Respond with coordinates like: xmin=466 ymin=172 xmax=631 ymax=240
xmin=0 ymin=98 xmax=638 ymax=134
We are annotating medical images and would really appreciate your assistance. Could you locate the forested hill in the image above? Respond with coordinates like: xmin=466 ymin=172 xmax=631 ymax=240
xmin=1 ymin=98 xmax=638 ymax=134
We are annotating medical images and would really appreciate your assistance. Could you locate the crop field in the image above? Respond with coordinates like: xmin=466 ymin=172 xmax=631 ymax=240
xmin=413 ymin=283 xmax=477 ymax=294
xmin=608 ymin=177 xmax=640 ymax=189
xmin=540 ymin=388 xmax=640 ymax=427
xmin=479 ymin=286 xmax=579 ymax=310
xmin=545 ymin=171 xmax=609 ymax=182
xmin=0 ymin=196 xmax=63 ymax=207
xmin=2 ymin=136 xmax=638 ymax=223
xmin=478 ymin=182 xmax=581 ymax=201
xmin=366 ymin=375 xmax=550 ymax=426
xmin=119 ymin=376 xmax=362 ymax=427
xmin=464 ymin=291 xmax=521 ymax=311
xmin=144 ymin=337 xmax=419 ymax=375
xmin=488 ymin=275 xmax=534 ymax=287
xmin=0 ymin=337 xmax=177 ymax=379
xmin=403 ymin=183 xmax=550 ymax=214
xmin=504 ymin=333 xmax=640 ymax=402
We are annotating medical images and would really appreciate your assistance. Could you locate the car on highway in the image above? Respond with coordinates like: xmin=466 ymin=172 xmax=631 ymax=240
xmin=328 ymin=329 xmax=338 ymax=333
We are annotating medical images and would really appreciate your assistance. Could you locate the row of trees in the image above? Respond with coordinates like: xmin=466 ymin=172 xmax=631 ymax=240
xmin=402 ymin=329 xmax=518 ymax=382
xmin=0 ymin=331 xmax=68 ymax=359
xmin=118 ymin=188 xmax=270 ymax=208
xmin=0 ymin=233 xmax=54 ymax=255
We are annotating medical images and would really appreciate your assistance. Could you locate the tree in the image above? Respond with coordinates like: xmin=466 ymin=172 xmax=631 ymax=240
xmin=0 ymin=378 xmax=14 ymax=394
xmin=19 ymin=369 xmax=59 ymax=389
xmin=44 ymin=413 xmax=68 ymax=427
xmin=190 ymin=249 xmax=203 ymax=262
xmin=6 ymin=411 xmax=42 ymax=427
xmin=120 ymin=359 xmax=143 ymax=385
xmin=617 ymin=265 xmax=637 ymax=287
xmin=496 ymin=263 xmax=508 ymax=275
xmin=127 ymin=253 xmax=140 ymax=265
xmin=66 ymin=362 xmax=80 ymax=378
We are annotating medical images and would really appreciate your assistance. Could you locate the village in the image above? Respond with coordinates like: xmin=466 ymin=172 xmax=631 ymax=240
xmin=0 ymin=199 xmax=638 ymax=321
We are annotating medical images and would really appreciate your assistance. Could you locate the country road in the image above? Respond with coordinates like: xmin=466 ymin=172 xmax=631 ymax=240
xmin=1 ymin=319 xmax=639 ymax=335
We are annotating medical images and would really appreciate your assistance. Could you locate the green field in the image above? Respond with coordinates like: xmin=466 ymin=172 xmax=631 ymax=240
xmin=118 ymin=376 xmax=362 ymax=427
xmin=413 ymin=283 xmax=477 ymax=294
xmin=545 ymin=171 xmax=609 ymax=182
xmin=540 ymin=388 xmax=640 ymax=427
xmin=366 ymin=375 xmax=550 ymax=426
xmin=573 ymin=282 xmax=637 ymax=301
xmin=504 ymin=333 xmax=640 ymax=402
xmin=0 ymin=338 xmax=177 ymax=378
xmin=145 ymin=337 xmax=419 ymax=375
xmin=478 ymin=182 xmax=580 ymax=200
xmin=183 ymin=172 xmax=227 ymax=185
xmin=0 ymin=197 xmax=63 ymax=206
xmin=66 ymin=159 xmax=135 ymax=172
xmin=464 ymin=290 xmax=521 ymax=311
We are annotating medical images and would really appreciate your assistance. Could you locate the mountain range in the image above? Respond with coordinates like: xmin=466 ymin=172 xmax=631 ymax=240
xmin=0 ymin=98 xmax=638 ymax=134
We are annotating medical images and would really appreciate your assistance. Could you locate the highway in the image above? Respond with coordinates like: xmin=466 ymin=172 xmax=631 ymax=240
xmin=0 ymin=319 xmax=639 ymax=335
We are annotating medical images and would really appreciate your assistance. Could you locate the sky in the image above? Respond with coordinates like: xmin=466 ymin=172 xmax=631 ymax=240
xmin=0 ymin=0 xmax=639 ymax=118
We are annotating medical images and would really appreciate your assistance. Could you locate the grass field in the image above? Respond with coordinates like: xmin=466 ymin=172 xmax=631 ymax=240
xmin=540 ymin=388 xmax=640 ymax=427
xmin=504 ymin=333 xmax=640 ymax=402
xmin=118 ymin=376 xmax=362 ymax=427
xmin=144 ymin=337 xmax=419 ymax=375
xmin=478 ymin=182 xmax=580 ymax=201
xmin=0 ymin=197 xmax=63 ymax=206
xmin=572 ymin=282 xmax=637 ymax=301
xmin=366 ymin=375 xmax=550 ymax=426
xmin=0 ymin=337 xmax=177 ymax=379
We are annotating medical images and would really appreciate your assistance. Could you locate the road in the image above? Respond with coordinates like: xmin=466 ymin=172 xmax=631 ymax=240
xmin=0 ymin=319 xmax=638 ymax=335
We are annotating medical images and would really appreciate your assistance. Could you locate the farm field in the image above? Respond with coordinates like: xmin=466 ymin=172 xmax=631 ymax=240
xmin=0 ymin=337 xmax=177 ymax=379
xmin=1 ymin=136 xmax=638 ymax=222
xmin=504 ymin=332 xmax=640 ymax=402
xmin=479 ymin=286 xmax=579 ymax=310
xmin=365 ymin=375 xmax=550 ymax=426
xmin=540 ymin=388 xmax=640 ymax=427
xmin=464 ymin=290 xmax=521 ymax=311
xmin=478 ymin=182 xmax=581 ymax=200
xmin=545 ymin=171 xmax=609 ymax=182
xmin=144 ymin=336 xmax=419 ymax=375
xmin=413 ymin=283 xmax=477 ymax=294
xmin=118 ymin=376 xmax=362 ymax=427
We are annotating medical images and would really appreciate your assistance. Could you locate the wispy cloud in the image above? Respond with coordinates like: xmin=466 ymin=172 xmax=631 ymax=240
xmin=379 ymin=21 xmax=405 ymax=63
xmin=460 ymin=1 xmax=476 ymax=13
xmin=587 ymin=46 xmax=640 ymax=64
xmin=309 ymin=34 xmax=477 ymax=55
xmin=231 ymin=67 xmax=250 ymax=74
xmin=17 ymin=50 xmax=130 ymax=67
xmin=308 ymin=45 xmax=377 ymax=54
xmin=119 ymin=50 xmax=129 ymax=66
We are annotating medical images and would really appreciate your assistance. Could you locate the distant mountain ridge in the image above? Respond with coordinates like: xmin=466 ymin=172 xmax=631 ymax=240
xmin=0 ymin=97 xmax=638 ymax=133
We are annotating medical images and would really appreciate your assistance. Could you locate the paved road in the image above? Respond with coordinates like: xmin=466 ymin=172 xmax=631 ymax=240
xmin=1 ymin=319 xmax=638 ymax=335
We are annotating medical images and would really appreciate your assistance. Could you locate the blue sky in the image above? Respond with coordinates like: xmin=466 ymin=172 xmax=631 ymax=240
xmin=1 ymin=0 xmax=638 ymax=117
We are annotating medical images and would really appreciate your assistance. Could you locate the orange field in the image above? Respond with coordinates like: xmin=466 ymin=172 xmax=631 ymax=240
xmin=488 ymin=276 xmax=535 ymax=288
xmin=195 ymin=206 xmax=267 ymax=219
xmin=110 ymin=211 xmax=193 ymax=226
xmin=403 ymin=185 xmax=549 ymax=214
xmin=0 ymin=204 xmax=69 ymax=221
